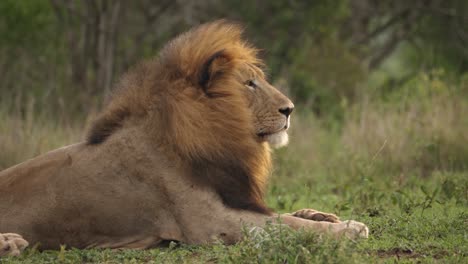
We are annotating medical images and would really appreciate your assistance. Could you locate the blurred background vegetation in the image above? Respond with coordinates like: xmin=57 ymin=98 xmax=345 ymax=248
xmin=0 ymin=0 xmax=467 ymax=176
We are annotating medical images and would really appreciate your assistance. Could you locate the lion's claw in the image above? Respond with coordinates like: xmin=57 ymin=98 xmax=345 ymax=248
xmin=291 ymin=209 xmax=341 ymax=223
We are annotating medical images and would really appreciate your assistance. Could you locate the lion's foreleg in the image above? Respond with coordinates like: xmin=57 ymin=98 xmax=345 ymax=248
xmin=208 ymin=211 xmax=368 ymax=243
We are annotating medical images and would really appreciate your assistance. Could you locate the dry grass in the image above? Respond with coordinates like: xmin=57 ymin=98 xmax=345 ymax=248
xmin=342 ymin=75 xmax=468 ymax=175
xmin=0 ymin=98 xmax=91 ymax=170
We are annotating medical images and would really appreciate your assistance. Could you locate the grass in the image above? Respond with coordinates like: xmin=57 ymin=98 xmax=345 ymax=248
xmin=0 ymin=97 xmax=90 ymax=171
xmin=1 ymin=74 xmax=467 ymax=263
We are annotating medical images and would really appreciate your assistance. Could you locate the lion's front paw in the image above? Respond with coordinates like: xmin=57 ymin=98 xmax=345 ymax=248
xmin=291 ymin=209 xmax=340 ymax=223
xmin=0 ymin=233 xmax=29 ymax=257
xmin=333 ymin=220 xmax=369 ymax=239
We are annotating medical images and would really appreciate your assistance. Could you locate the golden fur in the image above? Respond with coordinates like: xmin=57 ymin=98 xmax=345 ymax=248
xmin=0 ymin=21 xmax=368 ymax=257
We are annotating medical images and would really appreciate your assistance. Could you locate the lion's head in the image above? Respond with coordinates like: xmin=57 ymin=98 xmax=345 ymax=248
xmin=244 ymin=77 xmax=294 ymax=148
xmin=88 ymin=20 xmax=294 ymax=152
xmin=86 ymin=21 xmax=294 ymax=213
xmin=154 ymin=20 xmax=295 ymax=155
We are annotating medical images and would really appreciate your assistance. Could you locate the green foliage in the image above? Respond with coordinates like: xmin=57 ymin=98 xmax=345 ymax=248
xmin=289 ymin=36 xmax=365 ymax=118
xmin=411 ymin=0 xmax=468 ymax=73
xmin=0 ymin=0 xmax=55 ymax=48
xmin=0 ymin=0 xmax=466 ymax=116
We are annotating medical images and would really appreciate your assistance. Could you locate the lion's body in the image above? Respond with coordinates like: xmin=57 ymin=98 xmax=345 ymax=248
xmin=0 ymin=21 xmax=368 ymax=256
xmin=0 ymin=133 xmax=255 ymax=249
xmin=1 ymin=134 xmax=180 ymax=249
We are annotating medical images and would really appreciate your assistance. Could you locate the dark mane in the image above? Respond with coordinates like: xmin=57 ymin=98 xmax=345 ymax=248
xmin=191 ymin=157 xmax=271 ymax=214
xmin=86 ymin=107 xmax=130 ymax=145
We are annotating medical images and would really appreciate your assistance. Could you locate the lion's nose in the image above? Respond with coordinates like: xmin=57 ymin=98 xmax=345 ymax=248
xmin=279 ymin=104 xmax=294 ymax=117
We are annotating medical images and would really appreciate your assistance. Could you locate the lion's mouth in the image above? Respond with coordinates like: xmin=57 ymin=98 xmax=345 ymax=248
xmin=257 ymin=127 xmax=288 ymax=138
xmin=257 ymin=121 xmax=290 ymax=138
xmin=256 ymin=116 xmax=291 ymax=145
xmin=257 ymin=132 xmax=271 ymax=137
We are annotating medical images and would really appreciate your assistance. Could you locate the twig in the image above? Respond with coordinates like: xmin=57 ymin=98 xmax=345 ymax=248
xmin=371 ymin=139 xmax=388 ymax=162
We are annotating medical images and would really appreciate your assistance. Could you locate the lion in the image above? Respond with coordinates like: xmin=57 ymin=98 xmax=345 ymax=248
xmin=0 ymin=21 xmax=368 ymax=257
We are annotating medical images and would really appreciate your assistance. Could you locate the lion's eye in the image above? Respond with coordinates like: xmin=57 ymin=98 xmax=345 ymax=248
xmin=245 ymin=80 xmax=257 ymax=89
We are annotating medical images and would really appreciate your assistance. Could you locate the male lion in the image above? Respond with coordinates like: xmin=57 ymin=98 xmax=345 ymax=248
xmin=0 ymin=21 xmax=368 ymax=257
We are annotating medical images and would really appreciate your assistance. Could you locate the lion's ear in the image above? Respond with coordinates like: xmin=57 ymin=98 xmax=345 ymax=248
xmin=198 ymin=50 xmax=231 ymax=96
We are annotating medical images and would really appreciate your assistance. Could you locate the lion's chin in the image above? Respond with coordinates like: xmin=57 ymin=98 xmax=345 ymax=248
xmin=265 ymin=130 xmax=289 ymax=148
